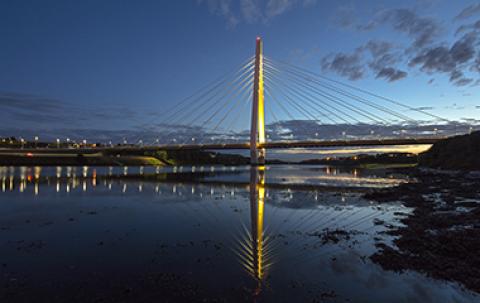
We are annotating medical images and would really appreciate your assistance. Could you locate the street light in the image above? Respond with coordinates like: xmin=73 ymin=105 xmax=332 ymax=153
xmin=34 ymin=136 xmax=39 ymax=148
xmin=56 ymin=138 xmax=60 ymax=148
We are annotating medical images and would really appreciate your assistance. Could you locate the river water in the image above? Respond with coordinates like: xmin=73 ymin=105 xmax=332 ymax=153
xmin=0 ymin=165 xmax=478 ymax=302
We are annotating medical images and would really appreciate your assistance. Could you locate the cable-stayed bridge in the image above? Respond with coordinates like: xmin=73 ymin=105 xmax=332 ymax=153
xmin=128 ymin=37 xmax=455 ymax=164
xmin=5 ymin=37 xmax=467 ymax=164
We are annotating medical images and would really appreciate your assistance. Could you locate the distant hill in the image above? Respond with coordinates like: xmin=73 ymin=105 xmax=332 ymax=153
xmin=419 ymin=131 xmax=480 ymax=170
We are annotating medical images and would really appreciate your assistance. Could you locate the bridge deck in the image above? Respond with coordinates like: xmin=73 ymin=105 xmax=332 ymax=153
xmin=0 ymin=138 xmax=441 ymax=154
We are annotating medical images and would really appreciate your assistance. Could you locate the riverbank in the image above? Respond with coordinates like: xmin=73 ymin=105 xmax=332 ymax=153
xmin=365 ymin=168 xmax=480 ymax=293
xmin=0 ymin=154 xmax=165 ymax=166
xmin=0 ymin=150 xmax=250 ymax=166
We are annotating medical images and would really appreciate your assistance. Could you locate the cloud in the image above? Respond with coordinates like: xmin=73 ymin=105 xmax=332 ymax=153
xmin=357 ymin=8 xmax=441 ymax=48
xmin=364 ymin=40 xmax=407 ymax=81
xmin=0 ymin=92 xmax=62 ymax=111
xmin=375 ymin=67 xmax=407 ymax=82
xmin=455 ymin=19 xmax=480 ymax=35
xmin=412 ymin=106 xmax=434 ymax=111
xmin=3 ymin=118 xmax=479 ymax=144
xmin=199 ymin=0 xmax=317 ymax=26
xmin=323 ymin=6 xmax=480 ymax=87
xmin=263 ymin=120 xmax=479 ymax=141
xmin=409 ymin=32 xmax=478 ymax=86
xmin=454 ymin=3 xmax=480 ymax=21
xmin=321 ymin=48 xmax=365 ymax=80
xmin=198 ymin=0 xmax=239 ymax=27
xmin=266 ymin=0 xmax=296 ymax=18
xmin=321 ymin=40 xmax=407 ymax=82
xmin=331 ymin=4 xmax=356 ymax=28
xmin=0 ymin=92 xmax=140 ymax=129
xmin=240 ymin=0 xmax=262 ymax=23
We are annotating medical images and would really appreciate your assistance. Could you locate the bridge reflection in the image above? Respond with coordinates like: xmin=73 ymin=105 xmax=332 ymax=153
xmin=234 ymin=166 xmax=270 ymax=293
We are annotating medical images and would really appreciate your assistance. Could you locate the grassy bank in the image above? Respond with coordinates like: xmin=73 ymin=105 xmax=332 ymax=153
xmin=0 ymin=154 xmax=164 ymax=166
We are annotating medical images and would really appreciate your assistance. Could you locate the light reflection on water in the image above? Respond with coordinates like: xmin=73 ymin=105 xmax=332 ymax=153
xmin=0 ymin=165 xmax=477 ymax=302
xmin=0 ymin=165 xmax=406 ymax=195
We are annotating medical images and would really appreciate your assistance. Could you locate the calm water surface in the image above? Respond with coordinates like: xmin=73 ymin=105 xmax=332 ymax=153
xmin=0 ymin=165 xmax=478 ymax=302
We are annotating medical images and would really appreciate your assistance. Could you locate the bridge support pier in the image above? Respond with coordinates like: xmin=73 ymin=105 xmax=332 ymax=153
xmin=250 ymin=37 xmax=266 ymax=166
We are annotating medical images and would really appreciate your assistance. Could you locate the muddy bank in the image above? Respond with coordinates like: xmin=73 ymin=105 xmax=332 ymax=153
xmin=365 ymin=169 xmax=480 ymax=293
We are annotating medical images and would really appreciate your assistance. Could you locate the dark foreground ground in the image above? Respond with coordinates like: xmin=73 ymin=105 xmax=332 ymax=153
xmin=365 ymin=169 xmax=480 ymax=293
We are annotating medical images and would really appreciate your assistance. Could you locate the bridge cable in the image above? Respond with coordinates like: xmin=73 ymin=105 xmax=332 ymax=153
xmin=264 ymin=65 xmax=391 ymax=136
xmin=200 ymin=84 xmax=253 ymax=144
xmin=266 ymin=57 xmax=458 ymax=138
xmin=170 ymin=66 xmax=254 ymax=129
xmin=265 ymin=59 xmax=416 ymax=124
xmin=265 ymin=83 xmax=345 ymax=142
xmin=163 ymin=67 xmax=254 ymax=144
xmin=177 ymin=72 xmax=253 ymax=145
xmin=264 ymin=72 xmax=367 ymax=136
xmin=131 ymin=58 xmax=255 ymax=145
xmin=153 ymin=57 xmax=254 ymax=124
xmin=265 ymin=68 xmax=362 ymax=125
xmin=265 ymin=57 xmax=449 ymax=122
xmin=265 ymin=61 xmax=396 ymax=125
xmin=185 ymin=76 xmax=253 ymax=145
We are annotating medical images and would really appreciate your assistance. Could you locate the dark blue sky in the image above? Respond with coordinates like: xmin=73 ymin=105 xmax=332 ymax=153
xmin=1 ymin=0 xmax=479 ymax=140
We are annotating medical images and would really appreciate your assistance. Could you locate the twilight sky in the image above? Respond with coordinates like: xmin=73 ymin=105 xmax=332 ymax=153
xmin=0 ymin=0 xmax=479 ymax=141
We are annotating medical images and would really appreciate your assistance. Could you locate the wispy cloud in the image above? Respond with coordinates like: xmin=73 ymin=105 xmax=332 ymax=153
xmin=0 ymin=92 xmax=141 ymax=129
xmin=454 ymin=3 xmax=480 ymax=21
xmin=198 ymin=0 xmax=317 ymax=27
xmin=198 ymin=0 xmax=239 ymax=27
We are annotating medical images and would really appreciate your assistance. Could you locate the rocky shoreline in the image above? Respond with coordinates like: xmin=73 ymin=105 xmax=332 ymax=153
xmin=365 ymin=168 xmax=480 ymax=293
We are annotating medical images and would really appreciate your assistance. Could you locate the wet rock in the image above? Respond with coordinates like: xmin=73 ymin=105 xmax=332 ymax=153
xmin=366 ymin=170 xmax=480 ymax=293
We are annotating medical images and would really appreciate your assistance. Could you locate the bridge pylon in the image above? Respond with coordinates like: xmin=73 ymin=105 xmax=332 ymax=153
xmin=250 ymin=37 xmax=266 ymax=165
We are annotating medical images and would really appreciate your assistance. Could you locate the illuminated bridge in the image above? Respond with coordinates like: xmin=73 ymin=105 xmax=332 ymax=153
xmin=131 ymin=37 xmax=454 ymax=164
xmin=6 ymin=37 xmax=466 ymax=164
